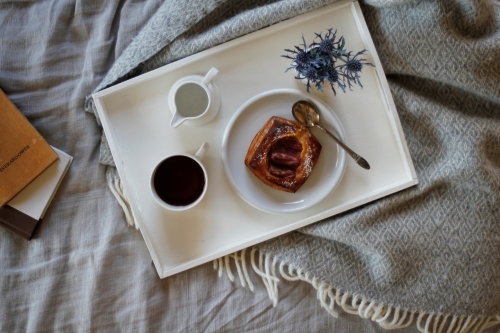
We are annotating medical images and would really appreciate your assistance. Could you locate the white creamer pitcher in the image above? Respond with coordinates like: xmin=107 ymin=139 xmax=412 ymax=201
xmin=168 ymin=68 xmax=221 ymax=128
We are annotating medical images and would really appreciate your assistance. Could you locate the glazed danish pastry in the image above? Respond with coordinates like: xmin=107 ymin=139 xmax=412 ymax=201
xmin=244 ymin=116 xmax=322 ymax=193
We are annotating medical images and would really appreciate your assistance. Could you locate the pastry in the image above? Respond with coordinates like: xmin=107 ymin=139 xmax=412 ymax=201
xmin=244 ymin=116 xmax=322 ymax=193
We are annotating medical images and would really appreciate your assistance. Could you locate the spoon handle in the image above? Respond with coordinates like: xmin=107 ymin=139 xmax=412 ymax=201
xmin=316 ymin=125 xmax=370 ymax=170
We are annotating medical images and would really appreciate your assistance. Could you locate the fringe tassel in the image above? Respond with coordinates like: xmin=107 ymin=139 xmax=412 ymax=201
xmin=106 ymin=169 xmax=138 ymax=229
xmin=412 ymin=313 xmax=500 ymax=333
xmin=214 ymin=248 xmax=500 ymax=333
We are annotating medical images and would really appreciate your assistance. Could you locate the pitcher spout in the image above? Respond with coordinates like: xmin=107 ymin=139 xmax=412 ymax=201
xmin=170 ymin=112 xmax=186 ymax=128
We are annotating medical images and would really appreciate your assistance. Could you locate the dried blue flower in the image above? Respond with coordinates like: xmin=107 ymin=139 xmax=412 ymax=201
xmin=282 ymin=29 xmax=374 ymax=94
xmin=326 ymin=67 xmax=346 ymax=95
xmin=294 ymin=50 xmax=310 ymax=65
xmin=315 ymin=29 xmax=337 ymax=54
xmin=338 ymin=50 xmax=375 ymax=90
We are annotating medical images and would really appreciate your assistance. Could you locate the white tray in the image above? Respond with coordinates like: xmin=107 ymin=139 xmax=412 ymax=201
xmin=93 ymin=0 xmax=417 ymax=279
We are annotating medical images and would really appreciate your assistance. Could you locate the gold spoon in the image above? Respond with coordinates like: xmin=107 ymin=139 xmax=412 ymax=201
xmin=292 ymin=100 xmax=370 ymax=170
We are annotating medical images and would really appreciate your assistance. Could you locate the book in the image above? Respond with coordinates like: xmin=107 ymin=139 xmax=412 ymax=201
xmin=0 ymin=147 xmax=72 ymax=240
xmin=0 ymin=89 xmax=59 ymax=207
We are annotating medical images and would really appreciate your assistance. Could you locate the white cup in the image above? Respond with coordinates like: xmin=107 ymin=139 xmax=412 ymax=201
xmin=150 ymin=142 xmax=210 ymax=211
xmin=168 ymin=68 xmax=221 ymax=128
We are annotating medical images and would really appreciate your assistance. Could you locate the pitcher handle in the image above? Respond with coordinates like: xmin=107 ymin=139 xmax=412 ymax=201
xmin=201 ymin=68 xmax=218 ymax=87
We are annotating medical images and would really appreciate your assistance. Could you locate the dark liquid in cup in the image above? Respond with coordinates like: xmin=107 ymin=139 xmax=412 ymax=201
xmin=153 ymin=156 xmax=205 ymax=207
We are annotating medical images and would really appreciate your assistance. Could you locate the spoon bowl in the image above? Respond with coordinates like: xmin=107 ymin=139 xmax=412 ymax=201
xmin=292 ymin=100 xmax=370 ymax=170
xmin=292 ymin=100 xmax=320 ymax=127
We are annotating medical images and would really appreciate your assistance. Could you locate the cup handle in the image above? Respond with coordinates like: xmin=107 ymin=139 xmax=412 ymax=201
xmin=195 ymin=142 xmax=210 ymax=161
xmin=201 ymin=68 xmax=218 ymax=87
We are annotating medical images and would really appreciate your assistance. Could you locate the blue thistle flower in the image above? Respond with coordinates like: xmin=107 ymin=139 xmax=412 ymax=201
xmin=318 ymin=38 xmax=335 ymax=54
xmin=326 ymin=68 xmax=346 ymax=95
xmin=313 ymin=28 xmax=336 ymax=53
xmin=283 ymin=29 xmax=374 ymax=94
xmin=305 ymin=67 xmax=318 ymax=81
xmin=346 ymin=59 xmax=363 ymax=72
xmin=326 ymin=67 xmax=339 ymax=83
xmin=294 ymin=51 xmax=310 ymax=65
xmin=338 ymin=50 xmax=375 ymax=89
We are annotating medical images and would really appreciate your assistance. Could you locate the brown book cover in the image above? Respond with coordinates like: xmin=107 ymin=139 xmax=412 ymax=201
xmin=0 ymin=89 xmax=58 ymax=207
xmin=0 ymin=147 xmax=73 ymax=240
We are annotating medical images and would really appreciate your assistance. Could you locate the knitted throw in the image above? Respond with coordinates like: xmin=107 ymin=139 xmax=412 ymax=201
xmin=86 ymin=1 xmax=500 ymax=332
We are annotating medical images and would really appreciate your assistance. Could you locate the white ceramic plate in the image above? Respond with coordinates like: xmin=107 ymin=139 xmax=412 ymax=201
xmin=222 ymin=89 xmax=347 ymax=214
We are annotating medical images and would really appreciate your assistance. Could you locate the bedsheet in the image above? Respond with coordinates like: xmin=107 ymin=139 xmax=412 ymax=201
xmin=0 ymin=0 xmax=409 ymax=332
xmin=1 ymin=0 xmax=499 ymax=332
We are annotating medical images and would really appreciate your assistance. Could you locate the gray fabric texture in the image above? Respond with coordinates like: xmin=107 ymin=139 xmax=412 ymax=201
xmin=261 ymin=0 xmax=500 ymax=318
xmin=88 ymin=0 xmax=500 ymax=321
xmin=1 ymin=0 xmax=408 ymax=332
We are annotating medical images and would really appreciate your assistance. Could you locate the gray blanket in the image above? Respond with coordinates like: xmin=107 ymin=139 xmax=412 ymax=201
xmin=88 ymin=0 xmax=500 ymax=331
xmin=262 ymin=0 xmax=500 ymax=329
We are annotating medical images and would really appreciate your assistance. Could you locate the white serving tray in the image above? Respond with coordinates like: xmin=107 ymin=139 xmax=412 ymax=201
xmin=93 ymin=0 xmax=417 ymax=279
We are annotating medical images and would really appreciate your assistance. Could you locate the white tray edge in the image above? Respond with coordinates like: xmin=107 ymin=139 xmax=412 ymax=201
xmin=93 ymin=97 xmax=165 ymax=274
xmin=92 ymin=0 xmax=418 ymax=279
xmin=351 ymin=2 xmax=417 ymax=182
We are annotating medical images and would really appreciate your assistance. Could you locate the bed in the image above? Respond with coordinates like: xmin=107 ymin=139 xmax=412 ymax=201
xmin=1 ymin=0 xmax=499 ymax=332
